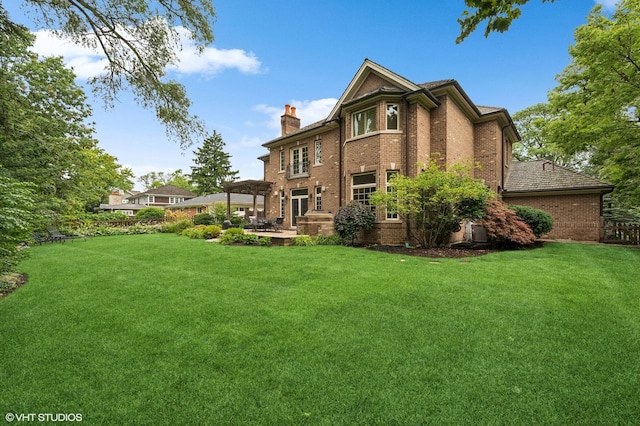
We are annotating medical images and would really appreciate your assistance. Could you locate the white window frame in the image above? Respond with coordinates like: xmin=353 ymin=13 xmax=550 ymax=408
xmin=315 ymin=186 xmax=322 ymax=211
xmin=387 ymin=103 xmax=399 ymax=130
xmin=314 ymin=139 xmax=322 ymax=165
xmin=290 ymin=146 xmax=309 ymax=176
xmin=352 ymin=107 xmax=377 ymax=137
xmin=169 ymin=197 xmax=184 ymax=204
xmin=352 ymin=172 xmax=376 ymax=209
xmin=147 ymin=195 xmax=155 ymax=204
xmin=386 ymin=171 xmax=399 ymax=220
xmin=279 ymin=150 xmax=285 ymax=172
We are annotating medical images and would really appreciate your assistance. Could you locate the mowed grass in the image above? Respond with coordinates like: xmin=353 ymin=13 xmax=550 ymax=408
xmin=1 ymin=234 xmax=638 ymax=425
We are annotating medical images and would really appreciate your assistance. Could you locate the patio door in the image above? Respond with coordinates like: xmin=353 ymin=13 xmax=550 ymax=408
xmin=291 ymin=188 xmax=308 ymax=227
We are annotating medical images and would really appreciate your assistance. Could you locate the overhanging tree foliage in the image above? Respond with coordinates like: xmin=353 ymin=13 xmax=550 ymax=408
xmin=5 ymin=0 xmax=216 ymax=148
xmin=370 ymin=160 xmax=493 ymax=248
xmin=0 ymin=21 xmax=133 ymax=214
xmin=457 ymin=0 xmax=555 ymax=43
xmin=546 ymin=0 xmax=640 ymax=207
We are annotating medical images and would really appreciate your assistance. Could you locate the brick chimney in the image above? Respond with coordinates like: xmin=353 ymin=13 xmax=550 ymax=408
xmin=281 ymin=104 xmax=300 ymax=136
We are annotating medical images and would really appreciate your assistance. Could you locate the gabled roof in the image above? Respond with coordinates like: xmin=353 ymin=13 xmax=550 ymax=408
xmin=504 ymin=160 xmax=613 ymax=194
xmin=326 ymin=58 xmax=439 ymax=121
xmin=262 ymin=58 xmax=520 ymax=148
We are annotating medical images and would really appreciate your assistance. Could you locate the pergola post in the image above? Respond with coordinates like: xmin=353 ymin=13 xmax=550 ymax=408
xmin=222 ymin=179 xmax=274 ymax=221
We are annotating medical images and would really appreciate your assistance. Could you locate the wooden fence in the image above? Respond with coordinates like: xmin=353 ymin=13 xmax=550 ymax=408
xmin=603 ymin=222 xmax=640 ymax=245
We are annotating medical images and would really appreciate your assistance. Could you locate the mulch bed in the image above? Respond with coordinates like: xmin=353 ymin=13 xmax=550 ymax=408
xmin=366 ymin=244 xmax=496 ymax=258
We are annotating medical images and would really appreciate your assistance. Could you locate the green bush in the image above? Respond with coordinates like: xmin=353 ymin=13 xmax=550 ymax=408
xmin=509 ymin=205 xmax=554 ymax=238
xmin=181 ymin=225 xmax=209 ymax=239
xmin=135 ymin=207 xmax=165 ymax=220
xmin=218 ymin=228 xmax=269 ymax=246
xmin=161 ymin=219 xmax=192 ymax=234
xmin=258 ymin=237 xmax=271 ymax=246
xmin=0 ymin=177 xmax=39 ymax=275
xmin=334 ymin=202 xmax=375 ymax=245
xmin=193 ymin=213 xmax=215 ymax=226
xmin=218 ymin=228 xmax=244 ymax=245
xmin=292 ymin=235 xmax=316 ymax=246
xmin=203 ymin=225 xmax=222 ymax=239
xmin=315 ymin=235 xmax=344 ymax=245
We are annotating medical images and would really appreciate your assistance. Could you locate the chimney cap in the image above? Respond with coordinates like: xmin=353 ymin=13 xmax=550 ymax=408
xmin=284 ymin=104 xmax=291 ymax=115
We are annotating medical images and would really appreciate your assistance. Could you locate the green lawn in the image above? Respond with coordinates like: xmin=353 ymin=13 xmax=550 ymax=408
xmin=1 ymin=234 xmax=638 ymax=425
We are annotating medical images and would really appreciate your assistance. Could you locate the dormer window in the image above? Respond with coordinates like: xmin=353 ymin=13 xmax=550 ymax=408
xmin=352 ymin=107 xmax=376 ymax=137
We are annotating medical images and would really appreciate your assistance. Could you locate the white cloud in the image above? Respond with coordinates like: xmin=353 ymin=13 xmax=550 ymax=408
xmin=254 ymin=98 xmax=338 ymax=132
xmin=171 ymin=27 xmax=263 ymax=76
xmin=30 ymin=26 xmax=264 ymax=79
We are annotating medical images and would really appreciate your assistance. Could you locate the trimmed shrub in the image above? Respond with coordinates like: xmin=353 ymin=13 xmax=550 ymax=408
xmin=315 ymin=235 xmax=344 ymax=246
xmin=334 ymin=202 xmax=375 ymax=245
xmin=217 ymin=228 xmax=270 ymax=246
xmin=480 ymin=199 xmax=536 ymax=247
xmin=135 ymin=207 xmax=165 ymax=220
xmin=218 ymin=228 xmax=244 ymax=245
xmin=509 ymin=205 xmax=553 ymax=238
xmin=292 ymin=235 xmax=315 ymax=246
xmin=203 ymin=225 xmax=222 ymax=239
xmin=258 ymin=237 xmax=271 ymax=246
xmin=193 ymin=213 xmax=215 ymax=226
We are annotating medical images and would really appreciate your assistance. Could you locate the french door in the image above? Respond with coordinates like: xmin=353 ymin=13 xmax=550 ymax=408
xmin=291 ymin=188 xmax=308 ymax=227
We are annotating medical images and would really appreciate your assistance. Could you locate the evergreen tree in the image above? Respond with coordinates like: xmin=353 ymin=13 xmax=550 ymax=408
xmin=190 ymin=131 xmax=239 ymax=195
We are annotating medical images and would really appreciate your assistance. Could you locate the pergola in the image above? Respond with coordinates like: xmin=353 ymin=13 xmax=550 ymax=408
xmin=222 ymin=180 xmax=273 ymax=220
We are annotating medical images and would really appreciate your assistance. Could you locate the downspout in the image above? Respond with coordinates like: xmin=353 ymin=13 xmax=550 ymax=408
xmin=338 ymin=115 xmax=343 ymax=207
xmin=404 ymin=97 xmax=411 ymax=244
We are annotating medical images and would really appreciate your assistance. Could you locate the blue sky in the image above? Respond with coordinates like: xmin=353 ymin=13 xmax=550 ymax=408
xmin=6 ymin=0 xmax=616 ymax=190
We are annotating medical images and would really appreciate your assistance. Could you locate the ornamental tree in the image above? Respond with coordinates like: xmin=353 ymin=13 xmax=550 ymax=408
xmin=333 ymin=201 xmax=375 ymax=246
xmin=370 ymin=160 xmax=493 ymax=248
xmin=480 ymin=199 xmax=537 ymax=247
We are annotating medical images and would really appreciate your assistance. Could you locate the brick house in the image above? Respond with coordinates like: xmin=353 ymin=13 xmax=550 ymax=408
xmin=258 ymin=59 xmax=612 ymax=244
xmin=503 ymin=160 xmax=612 ymax=241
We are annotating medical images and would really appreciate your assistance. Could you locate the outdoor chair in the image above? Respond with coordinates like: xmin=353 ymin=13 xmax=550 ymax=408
xmin=45 ymin=226 xmax=83 ymax=243
xmin=46 ymin=226 xmax=67 ymax=243
xmin=273 ymin=217 xmax=283 ymax=232
xmin=30 ymin=233 xmax=48 ymax=245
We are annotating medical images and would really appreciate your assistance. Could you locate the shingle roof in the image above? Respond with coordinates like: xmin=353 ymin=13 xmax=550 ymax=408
xmin=504 ymin=160 xmax=613 ymax=193
xmin=168 ymin=193 xmax=264 ymax=208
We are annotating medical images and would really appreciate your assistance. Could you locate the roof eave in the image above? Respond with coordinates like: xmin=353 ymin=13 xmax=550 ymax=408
xmin=503 ymin=186 xmax=614 ymax=197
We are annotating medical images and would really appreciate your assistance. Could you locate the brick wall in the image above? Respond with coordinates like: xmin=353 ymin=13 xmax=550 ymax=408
xmin=474 ymin=121 xmax=502 ymax=191
xmin=263 ymin=127 xmax=340 ymax=227
xmin=503 ymin=193 xmax=604 ymax=241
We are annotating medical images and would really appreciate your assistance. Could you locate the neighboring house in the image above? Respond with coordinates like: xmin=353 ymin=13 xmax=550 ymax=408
xmin=126 ymin=184 xmax=196 ymax=207
xmin=256 ymin=59 xmax=612 ymax=244
xmin=107 ymin=189 xmax=139 ymax=205
xmin=98 ymin=185 xmax=196 ymax=216
xmin=166 ymin=193 xmax=264 ymax=218
xmin=503 ymin=160 xmax=613 ymax=241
